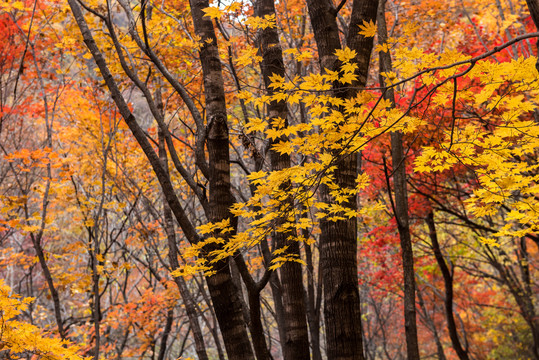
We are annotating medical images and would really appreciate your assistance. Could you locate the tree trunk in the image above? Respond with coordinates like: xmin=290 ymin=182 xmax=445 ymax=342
xmin=377 ymin=2 xmax=420 ymax=359
xmin=305 ymin=1 xmax=378 ymax=359
xmin=188 ymin=1 xmax=256 ymax=359
xmin=31 ymin=233 xmax=66 ymax=339
xmin=304 ymin=239 xmax=323 ymax=360
xmin=426 ymin=212 xmax=469 ymax=360
xmin=255 ymin=0 xmax=310 ymax=359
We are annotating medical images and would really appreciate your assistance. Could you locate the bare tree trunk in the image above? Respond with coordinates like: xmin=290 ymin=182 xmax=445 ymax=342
xmin=157 ymin=308 xmax=174 ymax=360
xmin=304 ymin=239 xmax=323 ymax=360
xmin=377 ymin=2 xmax=420 ymax=359
xmin=31 ymin=233 xmax=66 ymax=339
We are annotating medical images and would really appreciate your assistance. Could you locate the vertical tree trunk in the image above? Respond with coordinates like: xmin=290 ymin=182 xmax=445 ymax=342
xmin=426 ymin=212 xmax=469 ymax=360
xmin=188 ymin=1 xmax=255 ymax=359
xmin=157 ymin=308 xmax=174 ymax=360
xmin=377 ymin=2 xmax=420 ymax=359
xmin=232 ymin=253 xmax=273 ymax=359
xmin=509 ymin=4 xmax=539 ymax=356
xmin=517 ymin=238 xmax=539 ymax=359
xmin=305 ymin=1 xmax=378 ymax=359
xmin=31 ymin=234 xmax=66 ymax=339
xmin=255 ymin=0 xmax=310 ymax=359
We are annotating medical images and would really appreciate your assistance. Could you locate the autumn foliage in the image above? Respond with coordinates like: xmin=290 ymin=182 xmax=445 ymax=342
xmin=0 ymin=0 xmax=538 ymax=359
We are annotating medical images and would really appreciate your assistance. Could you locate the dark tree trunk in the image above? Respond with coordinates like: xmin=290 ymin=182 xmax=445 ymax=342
xmin=255 ymin=0 xmax=310 ymax=359
xmin=377 ymin=2 xmax=420 ymax=359
xmin=157 ymin=308 xmax=174 ymax=360
xmin=305 ymin=1 xmax=378 ymax=359
xmin=188 ymin=1 xmax=256 ymax=359
xmin=426 ymin=212 xmax=469 ymax=360
xmin=304 ymin=239 xmax=323 ymax=360
xmin=231 ymin=253 xmax=273 ymax=359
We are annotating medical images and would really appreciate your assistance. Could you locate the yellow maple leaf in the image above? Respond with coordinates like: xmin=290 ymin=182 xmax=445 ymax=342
xmin=358 ymin=20 xmax=377 ymax=38
xmin=335 ymin=47 xmax=357 ymax=63
xmin=202 ymin=6 xmax=222 ymax=19
xmin=272 ymin=141 xmax=294 ymax=155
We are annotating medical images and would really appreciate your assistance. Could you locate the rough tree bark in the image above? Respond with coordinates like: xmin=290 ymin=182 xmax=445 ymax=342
xmin=254 ymin=0 xmax=310 ymax=359
xmin=188 ymin=1 xmax=256 ymax=359
xmin=305 ymin=1 xmax=378 ymax=359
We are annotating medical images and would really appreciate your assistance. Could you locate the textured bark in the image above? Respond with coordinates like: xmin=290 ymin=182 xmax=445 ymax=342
xmin=346 ymin=0 xmax=381 ymax=89
xmin=255 ymin=0 xmax=309 ymax=359
xmin=526 ymin=0 xmax=539 ymax=29
xmin=188 ymin=1 xmax=255 ymax=359
xmin=305 ymin=1 xmax=378 ymax=359
xmin=391 ymin=130 xmax=420 ymax=360
xmin=426 ymin=212 xmax=468 ymax=360
xmin=305 ymin=0 xmax=342 ymax=72
xmin=377 ymin=2 xmax=420 ymax=359
xmin=204 ymin=266 xmax=255 ymax=360
xmin=318 ymin=153 xmax=364 ymax=360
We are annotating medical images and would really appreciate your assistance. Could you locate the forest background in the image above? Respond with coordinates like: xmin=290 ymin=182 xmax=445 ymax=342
xmin=1 ymin=0 xmax=539 ymax=359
